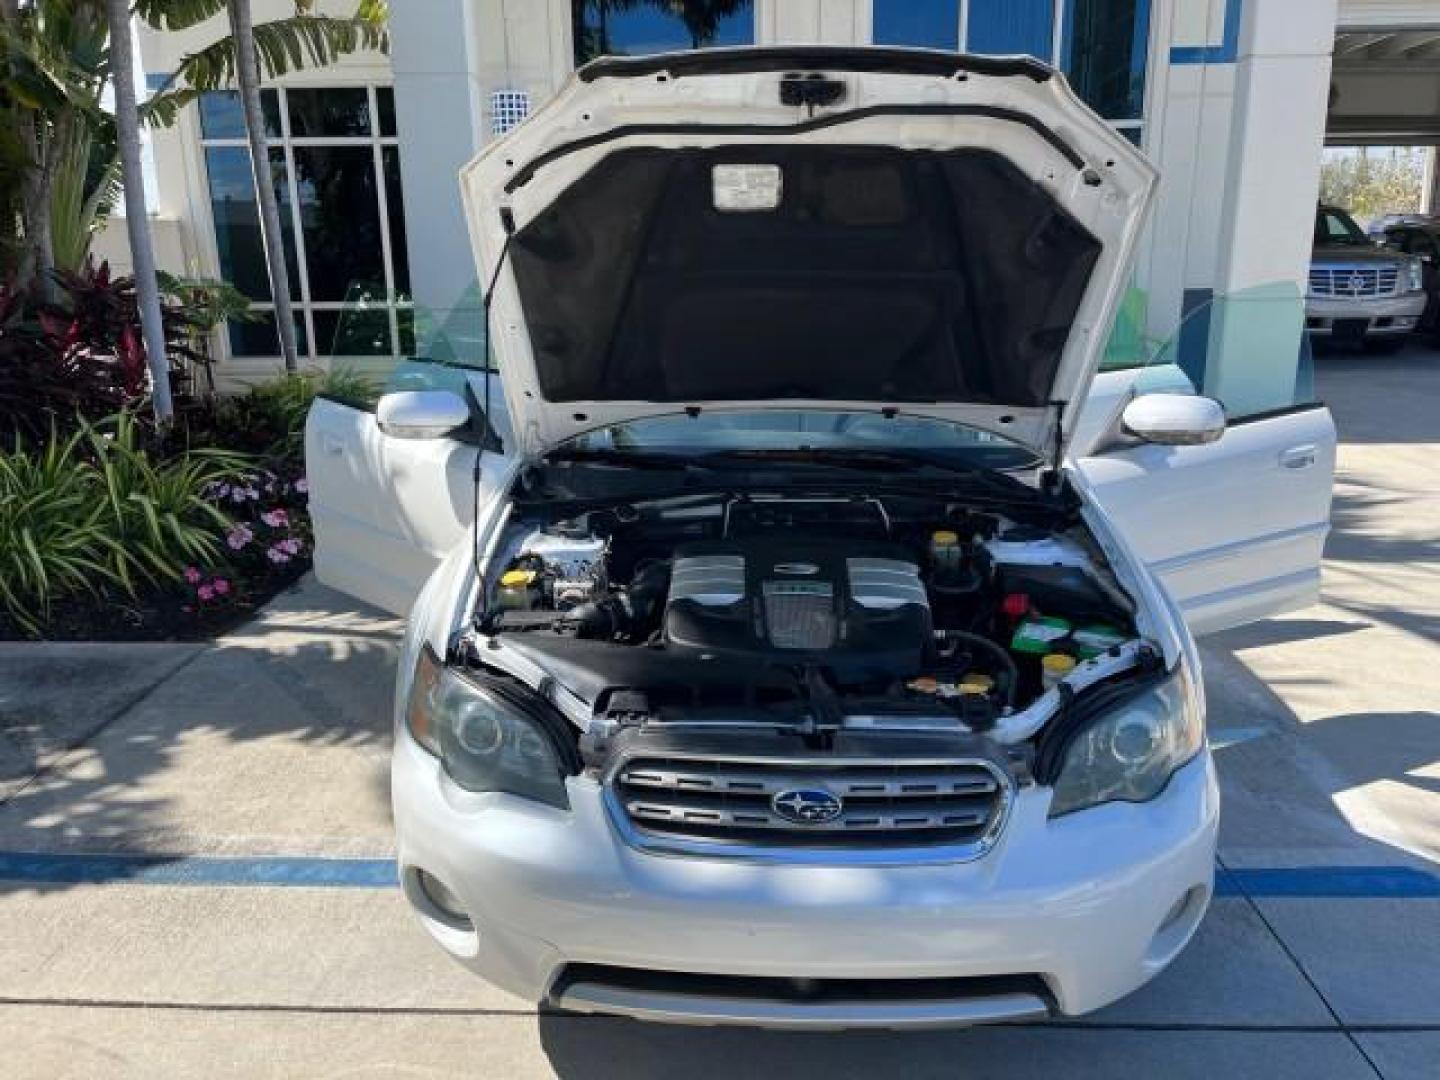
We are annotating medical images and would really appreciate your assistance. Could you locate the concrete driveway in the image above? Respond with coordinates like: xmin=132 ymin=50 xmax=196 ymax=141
xmin=1 ymin=346 xmax=1437 ymax=1078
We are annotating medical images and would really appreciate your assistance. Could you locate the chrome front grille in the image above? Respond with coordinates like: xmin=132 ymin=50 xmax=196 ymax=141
xmin=1308 ymin=266 xmax=1400 ymax=298
xmin=610 ymin=754 xmax=1011 ymax=858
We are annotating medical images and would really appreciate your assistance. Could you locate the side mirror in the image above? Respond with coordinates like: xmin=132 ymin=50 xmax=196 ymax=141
xmin=376 ymin=390 xmax=470 ymax=440
xmin=1121 ymin=393 xmax=1226 ymax=446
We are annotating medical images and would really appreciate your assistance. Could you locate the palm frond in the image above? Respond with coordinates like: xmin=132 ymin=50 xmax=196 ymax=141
xmin=171 ymin=13 xmax=390 ymax=94
xmin=133 ymin=0 xmax=229 ymax=33
xmin=140 ymin=85 xmax=204 ymax=129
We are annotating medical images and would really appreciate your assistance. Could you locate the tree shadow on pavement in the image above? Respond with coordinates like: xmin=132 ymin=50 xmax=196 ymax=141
xmin=0 ymin=577 xmax=405 ymax=888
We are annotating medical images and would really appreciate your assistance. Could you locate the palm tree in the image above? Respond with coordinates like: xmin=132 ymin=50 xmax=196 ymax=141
xmin=226 ymin=0 xmax=298 ymax=370
xmin=659 ymin=0 xmax=748 ymax=50
xmin=105 ymin=0 xmax=172 ymax=419
xmin=2 ymin=0 xmax=388 ymax=413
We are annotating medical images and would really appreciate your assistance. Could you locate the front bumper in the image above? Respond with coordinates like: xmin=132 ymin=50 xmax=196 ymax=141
xmin=1306 ymin=291 xmax=1425 ymax=336
xmin=393 ymin=734 xmax=1219 ymax=1024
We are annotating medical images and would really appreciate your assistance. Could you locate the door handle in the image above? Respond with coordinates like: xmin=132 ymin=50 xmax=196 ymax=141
xmin=1280 ymin=444 xmax=1318 ymax=470
xmin=320 ymin=433 xmax=345 ymax=456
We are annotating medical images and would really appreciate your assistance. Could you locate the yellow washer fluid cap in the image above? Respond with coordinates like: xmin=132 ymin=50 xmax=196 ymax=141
xmin=1041 ymin=653 xmax=1078 ymax=691
xmin=500 ymin=568 xmax=538 ymax=587
xmin=931 ymin=529 xmax=960 ymax=545
xmin=958 ymin=673 xmax=995 ymax=696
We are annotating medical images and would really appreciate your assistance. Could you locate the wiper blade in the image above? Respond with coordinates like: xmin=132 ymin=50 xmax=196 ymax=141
xmin=546 ymin=447 xmax=703 ymax=471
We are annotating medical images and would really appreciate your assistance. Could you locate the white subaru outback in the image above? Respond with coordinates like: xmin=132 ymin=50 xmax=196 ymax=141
xmin=306 ymin=47 xmax=1336 ymax=1029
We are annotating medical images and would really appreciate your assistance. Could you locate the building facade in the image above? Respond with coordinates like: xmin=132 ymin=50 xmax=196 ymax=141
xmin=126 ymin=0 xmax=1423 ymax=422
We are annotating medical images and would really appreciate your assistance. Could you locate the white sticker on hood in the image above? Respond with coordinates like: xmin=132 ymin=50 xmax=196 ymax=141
xmin=712 ymin=164 xmax=783 ymax=211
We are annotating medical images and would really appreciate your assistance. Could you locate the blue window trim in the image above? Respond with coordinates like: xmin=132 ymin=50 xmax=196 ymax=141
xmin=1169 ymin=0 xmax=1241 ymax=65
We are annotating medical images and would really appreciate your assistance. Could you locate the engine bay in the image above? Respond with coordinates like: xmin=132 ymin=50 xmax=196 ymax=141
xmin=475 ymin=491 xmax=1148 ymax=750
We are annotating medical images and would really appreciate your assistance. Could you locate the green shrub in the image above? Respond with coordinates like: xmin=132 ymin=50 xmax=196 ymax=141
xmin=87 ymin=412 xmax=246 ymax=589
xmin=0 ymin=413 xmax=247 ymax=635
xmin=209 ymin=368 xmax=378 ymax=464
xmin=0 ymin=429 xmax=118 ymax=635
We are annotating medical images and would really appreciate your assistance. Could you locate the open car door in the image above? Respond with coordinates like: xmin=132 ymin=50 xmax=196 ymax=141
xmin=1072 ymin=309 xmax=1336 ymax=637
xmin=305 ymin=371 xmax=510 ymax=616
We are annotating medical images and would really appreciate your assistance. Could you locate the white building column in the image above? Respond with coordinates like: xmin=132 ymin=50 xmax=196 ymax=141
xmin=391 ymin=0 xmax=574 ymax=363
xmin=1205 ymin=0 xmax=1338 ymax=414
xmin=388 ymin=0 xmax=489 ymax=363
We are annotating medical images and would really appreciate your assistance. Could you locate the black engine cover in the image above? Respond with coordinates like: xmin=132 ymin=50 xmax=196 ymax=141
xmin=662 ymin=538 xmax=931 ymax=685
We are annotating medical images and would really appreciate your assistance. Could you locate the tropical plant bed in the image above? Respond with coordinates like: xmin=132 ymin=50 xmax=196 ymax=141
xmin=1 ymin=556 xmax=311 ymax=642
xmin=0 ymin=364 xmax=374 ymax=642
xmin=0 ymin=453 xmax=317 ymax=643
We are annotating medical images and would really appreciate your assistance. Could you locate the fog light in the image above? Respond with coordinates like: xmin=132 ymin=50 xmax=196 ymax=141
xmin=416 ymin=869 xmax=472 ymax=929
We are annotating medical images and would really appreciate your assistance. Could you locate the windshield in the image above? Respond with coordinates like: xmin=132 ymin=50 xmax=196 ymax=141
xmin=563 ymin=411 xmax=1040 ymax=470
xmin=1315 ymin=208 xmax=1371 ymax=247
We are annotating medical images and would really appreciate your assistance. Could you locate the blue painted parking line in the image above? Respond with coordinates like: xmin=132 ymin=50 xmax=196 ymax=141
xmin=1 ymin=852 xmax=1437 ymax=898
xmin=1218 ymin=865 xmax=1440 ymax=899
xmin=0 ymin=852 xmax=396 ymax=888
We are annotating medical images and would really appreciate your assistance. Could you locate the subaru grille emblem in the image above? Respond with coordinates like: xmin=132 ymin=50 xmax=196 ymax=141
xmin=772 ymin=788 xmax=843 ymax=825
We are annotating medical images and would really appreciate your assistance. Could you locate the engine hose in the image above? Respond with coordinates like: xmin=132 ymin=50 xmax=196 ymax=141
xmin=938 ymin=629 xmax=1019 ymax=708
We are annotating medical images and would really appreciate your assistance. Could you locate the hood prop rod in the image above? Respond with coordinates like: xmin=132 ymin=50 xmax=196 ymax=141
xmin=472 ymin=210 xmax=518 ymax=608
xmin=1042 ymin=399 xmax=1066 ymax=493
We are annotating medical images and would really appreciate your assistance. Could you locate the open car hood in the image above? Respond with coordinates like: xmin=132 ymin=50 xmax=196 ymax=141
xmin=461 ymin=47 xmax=1156 ymax=466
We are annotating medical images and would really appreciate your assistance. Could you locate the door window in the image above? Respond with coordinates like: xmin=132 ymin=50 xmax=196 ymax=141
xmin=1099 ymin=283 xmax=1319 ymax=422
xmin=1315 ymin=208 xmax=1370 ymax=247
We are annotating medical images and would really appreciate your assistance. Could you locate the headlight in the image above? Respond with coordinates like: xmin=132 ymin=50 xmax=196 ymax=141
xmin=406 ymin=646 xmax=571 ymax=809
xmin=1409 ymin=258 xmax=1425 ymax=293
xmin=1047 ymin=664 xmax=1203 ymax=818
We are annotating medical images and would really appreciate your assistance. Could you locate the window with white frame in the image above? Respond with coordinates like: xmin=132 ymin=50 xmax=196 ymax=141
xmin=871 ymin=0 xmax=1150 ymax=146
xmin=197 ymin=85 xmax=413 ymax=361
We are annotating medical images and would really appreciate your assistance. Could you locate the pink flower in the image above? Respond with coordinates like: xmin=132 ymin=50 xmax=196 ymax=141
xmin=266 ymin=545 xmax=291 ymax=564
xmin=182 ymin=566 xmax=202 ymax=585
xmin=226 ymin=525 xmax=254 ymax=551
xmin=293 ymin=477 xmax=308 ymax=494
xmin=261 ymin=509 xmax=289 ymax=528
xmin=279 ymin=537 xmax=302 ymax=555
xmin=212 ymin=578 xmax=231 ymax=596
xmin=197 ymin=584 xmax=215 ymax=602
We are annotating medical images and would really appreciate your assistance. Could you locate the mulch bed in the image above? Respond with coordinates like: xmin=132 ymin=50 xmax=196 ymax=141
xmin=0 ymin=558 xmax=312 ymax=643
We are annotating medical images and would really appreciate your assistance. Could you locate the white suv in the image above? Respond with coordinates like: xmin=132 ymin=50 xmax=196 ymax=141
xmin=307 ymin=48 xmax=1336 ymax=1028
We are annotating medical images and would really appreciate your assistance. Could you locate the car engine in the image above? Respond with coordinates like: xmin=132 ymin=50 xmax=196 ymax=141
xmin=480 ymin=493 xmax=1141 ymax=738
xmin=663 ymin=538 xmax=931 ymax=683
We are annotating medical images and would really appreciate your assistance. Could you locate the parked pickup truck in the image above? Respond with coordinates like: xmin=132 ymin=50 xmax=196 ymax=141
xmin=1308 ymin=204 xmax=1425 ymax=352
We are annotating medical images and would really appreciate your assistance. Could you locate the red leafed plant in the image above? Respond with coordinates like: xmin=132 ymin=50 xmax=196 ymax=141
xmin=0 ymin=259 xmax=209 ymax=445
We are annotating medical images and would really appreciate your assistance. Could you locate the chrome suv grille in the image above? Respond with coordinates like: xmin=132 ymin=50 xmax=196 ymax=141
xmin=1309 ymin=266 xmax=1400 ymax=298
xmin=611 ymin=755 xmax=1011 ymax=857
